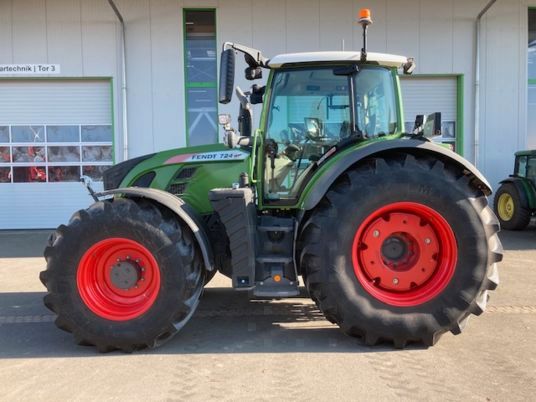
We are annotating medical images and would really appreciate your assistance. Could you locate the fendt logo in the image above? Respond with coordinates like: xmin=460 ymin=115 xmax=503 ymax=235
xmin=165 ymin=151 xmax=249 ymax=165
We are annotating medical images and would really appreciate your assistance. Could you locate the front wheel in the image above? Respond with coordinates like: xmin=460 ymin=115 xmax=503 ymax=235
xmin=40 ymin=198 xmax=204 ymax=352
xmin=299 ymin=154 xmax=502 ymax=347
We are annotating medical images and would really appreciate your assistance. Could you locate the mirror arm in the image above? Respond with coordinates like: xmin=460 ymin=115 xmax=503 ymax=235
xmin=222 ymin=42 xmax=269 ymax=68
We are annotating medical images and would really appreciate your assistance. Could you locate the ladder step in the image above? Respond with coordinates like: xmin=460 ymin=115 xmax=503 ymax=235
xmin=257 ymin=225 xmax=294 ymax=232
xmin=253 ymin=279 xmax=299 ymax=298
xmin=256 ymin=255 xmax=293 ymax=264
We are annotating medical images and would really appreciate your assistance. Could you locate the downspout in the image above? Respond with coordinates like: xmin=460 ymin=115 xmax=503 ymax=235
xmin=474 ymin=0 xmax=497 ymax=167
xmin=107 ymin=0 xmax=129 ymax=161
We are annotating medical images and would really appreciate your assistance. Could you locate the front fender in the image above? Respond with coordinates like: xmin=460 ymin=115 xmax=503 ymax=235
xmin=302 ymin=139 xmax=492 ymax=211
xmin=95 ymin=187 xmax=215 ymax=271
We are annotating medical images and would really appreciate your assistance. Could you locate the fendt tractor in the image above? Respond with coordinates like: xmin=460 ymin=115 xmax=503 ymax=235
xmin=40 ymin=10 xmax=502 ymax=352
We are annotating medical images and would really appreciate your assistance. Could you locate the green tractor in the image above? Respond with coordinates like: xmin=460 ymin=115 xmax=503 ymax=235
xmin=494 ymin=150 xmax=536 ymax=230
xmin=40 ymin=12 xmax=501 ymax=352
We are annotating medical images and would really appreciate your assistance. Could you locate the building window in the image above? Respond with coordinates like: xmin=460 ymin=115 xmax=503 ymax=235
xmin=528 ymin=9 xmax=536 ymax=144
xmin=0 ymin=125 xmax=113 ymax=183
xmin=184 ymin=9 xmax=218 ymax=146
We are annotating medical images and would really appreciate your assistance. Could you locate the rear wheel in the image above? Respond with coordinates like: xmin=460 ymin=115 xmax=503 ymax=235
xmin=299 ymin=154 xmax=501 ymax=347
xmin=40 ymin=198 xmax=204 ymax=352
xmin=493 ymin=183 xmax=531 ymax=230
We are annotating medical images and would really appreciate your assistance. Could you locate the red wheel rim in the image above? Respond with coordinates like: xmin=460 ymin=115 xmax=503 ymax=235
xmin=352 ymin=202 xmax=457 ymax=307
xmin=77 ymin=238 xmax=161 ymax=321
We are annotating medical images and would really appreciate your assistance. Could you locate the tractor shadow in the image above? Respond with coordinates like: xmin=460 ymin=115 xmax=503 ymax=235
xmin=0 ymin=288 xmax=423 ymax=358
xmin=498 ymin=222 xmax=536 ymax=251
xmin=0 ymin=230 xmax=51 ymax=258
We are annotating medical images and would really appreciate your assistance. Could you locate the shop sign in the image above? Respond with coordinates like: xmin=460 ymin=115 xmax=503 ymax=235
xmin=0 ymin=64 xmax=61 ymax=75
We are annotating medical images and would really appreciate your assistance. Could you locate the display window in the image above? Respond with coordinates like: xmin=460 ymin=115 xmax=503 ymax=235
xmin=48 ymin=146 xmax=80 ymax=162
xmin=0 ymin=127 xmax=8 ymax=142
xmin=13 ymin=166 xmax=46 ymax=183
xmin=48 ymin=166 xmax=80 ymax=182
xmin=0 ymin=167 xmax=10 ymax=183
xmin=0 ymin=124 xmax=113 ymax=183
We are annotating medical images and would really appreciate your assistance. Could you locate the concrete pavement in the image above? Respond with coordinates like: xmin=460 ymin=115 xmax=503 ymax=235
xmin=0 ymin=228 xmax=535 ymax=401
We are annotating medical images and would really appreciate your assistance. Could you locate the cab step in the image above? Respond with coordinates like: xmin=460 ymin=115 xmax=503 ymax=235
xmin=209 ymin=187 xmax=299 ymax=297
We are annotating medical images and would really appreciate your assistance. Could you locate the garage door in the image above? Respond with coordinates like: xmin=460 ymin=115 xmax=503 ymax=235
xmin=400 ymin=76 xmax=459 ymax=152
xmin=0 ymin=80 xmax=113 ymax=229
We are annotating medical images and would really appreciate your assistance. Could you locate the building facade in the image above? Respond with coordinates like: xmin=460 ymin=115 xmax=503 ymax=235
xmin=0 ymin=0 xmax=534 ymax=228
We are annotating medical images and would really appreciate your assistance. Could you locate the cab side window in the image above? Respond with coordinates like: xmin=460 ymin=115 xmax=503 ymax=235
xmin=516 ymin=156 xmax=527 ymax=177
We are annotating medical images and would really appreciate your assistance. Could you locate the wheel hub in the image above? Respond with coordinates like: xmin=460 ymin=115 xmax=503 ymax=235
xmin=381 ymin=235 xmax=408 ymax=262
xmin=352 ymin=202 xmax=457 ymax=307
xmin=110 ymin=260 xmax=140 ymax=290
xmin=497 ymin=193 xmax=514 ymax=221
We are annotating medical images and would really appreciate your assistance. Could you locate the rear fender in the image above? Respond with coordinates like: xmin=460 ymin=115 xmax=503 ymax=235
xmin=96 ymin=187 xmax=214 ymax=271
xmin=302 ymin=139 xmax=493 ymax=211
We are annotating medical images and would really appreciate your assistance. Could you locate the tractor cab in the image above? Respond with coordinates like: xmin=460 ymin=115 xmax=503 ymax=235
xmin=513 ymin=150 xmax=536 ymax=186
xmin=261 ymin=56 xmax=401 ymax=200
xmin=217 ymin=43 xmax=422 ymax=205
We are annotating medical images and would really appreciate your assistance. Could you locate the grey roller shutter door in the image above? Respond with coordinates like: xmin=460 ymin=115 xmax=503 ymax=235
xmin=0 ymin=80 xmax=111 ymax=125
xmin=0 ymin=80 xmax=112 ymax=229
xmin=400 ymin=77 xmax=457 ymax=124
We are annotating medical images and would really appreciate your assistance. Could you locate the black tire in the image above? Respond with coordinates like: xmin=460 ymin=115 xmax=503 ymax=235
xmin=299 ymin=153 xmax=502 ymax=348
xmin=40 ymin=198 xmax=204 ymax=352
xmin=493 ymin=183 xmax=531 ymax=230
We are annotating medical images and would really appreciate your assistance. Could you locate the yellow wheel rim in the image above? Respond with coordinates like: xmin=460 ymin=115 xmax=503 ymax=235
xmin=498 ymin=193 xmax=515 ymax=221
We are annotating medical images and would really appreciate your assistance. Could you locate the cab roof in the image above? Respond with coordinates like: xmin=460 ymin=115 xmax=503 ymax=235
xmin=268 ymin=51 xmax=408 ymax=68
xmin=515 ymin=150 xmax=536 ymax=157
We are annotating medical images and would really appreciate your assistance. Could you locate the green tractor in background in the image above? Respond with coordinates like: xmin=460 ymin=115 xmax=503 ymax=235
xmin=494 ymin=150 xmax=536 ymax=230
xmin=40 ymin=10 xmax=501 ymax=352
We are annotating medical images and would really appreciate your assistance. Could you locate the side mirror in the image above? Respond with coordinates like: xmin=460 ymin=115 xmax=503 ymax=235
xmin=219 ymin=49 xmax=235 ymax=104
xmin=304 ymin=117 xmax=322 ymax=140
xmin=413 ymin=112 xmax=441 ymax=138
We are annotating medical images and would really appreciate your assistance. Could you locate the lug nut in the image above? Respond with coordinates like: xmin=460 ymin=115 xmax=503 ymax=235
xmin=373 ymin=230 xmax=380 ymax=238
xmin=392 ymin=278 xmax=399 ymax=285
xmin=424 ymin=238 xmax=431 ymax=245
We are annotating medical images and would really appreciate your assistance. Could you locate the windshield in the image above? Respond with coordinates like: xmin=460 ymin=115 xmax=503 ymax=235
xmin=264 ymin=65 xmax=397 ymax=200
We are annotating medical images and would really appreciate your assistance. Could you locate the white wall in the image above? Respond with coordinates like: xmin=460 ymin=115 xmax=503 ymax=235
xmin=480 ymin=0 xmax=535 ymax=188
xmin=0 ymin=0 xmax=533 ymax=191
